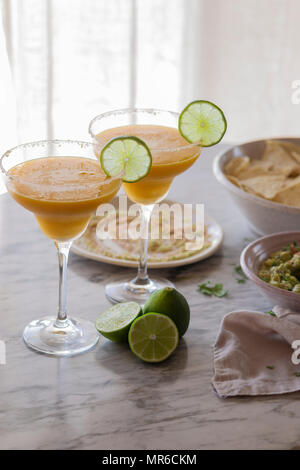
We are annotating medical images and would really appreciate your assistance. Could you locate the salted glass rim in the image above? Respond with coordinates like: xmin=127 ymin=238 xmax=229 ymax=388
xmin=88 ymin=107 xmax=202 ymax=155
xmin=0 ymin=138 xmax=122 ymax=189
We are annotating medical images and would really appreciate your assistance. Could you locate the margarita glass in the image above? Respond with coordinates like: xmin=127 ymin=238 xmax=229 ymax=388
xmin=0 ymin=140 xmax=121 ymax=356
xmin=89 ymin=109 xmax=201 ymax=304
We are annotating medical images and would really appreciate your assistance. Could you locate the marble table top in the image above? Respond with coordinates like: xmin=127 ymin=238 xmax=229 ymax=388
xmin=1 ymin=143 xmax=300 ymax=451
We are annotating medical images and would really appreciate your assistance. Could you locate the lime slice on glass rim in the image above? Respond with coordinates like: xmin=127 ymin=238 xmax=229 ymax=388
xmin=100 ymin=136 xmax=152 ymax=183
xmin=95 ymin=301 xmax=142 ymax=342
xmin=128 ymin=313 xmax=179 ymax=363
xmin=178 ymin=100 xmax=227 ymax=147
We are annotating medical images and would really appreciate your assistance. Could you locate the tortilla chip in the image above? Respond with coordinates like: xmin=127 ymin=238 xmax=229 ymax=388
xmin=283 ymin=175 xmax=300 ymax=190
xmin=226 ymin=175 xmax=242 ymax=187
xmin=277 ymin=141 xmax=300 ymax=165
xmin=262 ymin=141 xmax=300 ymax=176
xmin=224 ymin=141 xmax=300 ymax=207
xmin=224 ymin=156 xmax=250 ymax=177
xmin=273 ymin=180 xmax=300 ymax=207
xmin=236 ymin=161 xmax=277 ymax=180
xmin=240 ymin=175 xmax=286 ymax=199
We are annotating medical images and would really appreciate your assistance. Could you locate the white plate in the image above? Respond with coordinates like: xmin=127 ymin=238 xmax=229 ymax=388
xmin=71 ymin=210 xmax=224 ymax=269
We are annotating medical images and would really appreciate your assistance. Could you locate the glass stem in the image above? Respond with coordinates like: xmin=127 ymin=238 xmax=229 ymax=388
xmin=55 ymin=241 xmax=72 ymax=327
xmin=135 ymin=204 xmax=154 ymax=285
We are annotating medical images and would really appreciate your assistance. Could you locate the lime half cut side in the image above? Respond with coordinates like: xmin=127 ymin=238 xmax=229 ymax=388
xmin=100 ymin=136 xmax=152 ymax=183
xmin=178 ymin=100 xmax=227 ymax=147
xmin=128 ymin=313 xmax=179 ymax=363
xmin=95 ymin=301 xmax=142 ymax=342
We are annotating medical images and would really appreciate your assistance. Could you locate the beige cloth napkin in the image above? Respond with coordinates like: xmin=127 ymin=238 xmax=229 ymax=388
xmin=213 ymin=306 xmax=300 ymax=397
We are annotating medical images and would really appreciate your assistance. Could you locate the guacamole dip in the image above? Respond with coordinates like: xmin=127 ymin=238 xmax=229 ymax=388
xmin=258 ymin=242 xmax=300 ymax=292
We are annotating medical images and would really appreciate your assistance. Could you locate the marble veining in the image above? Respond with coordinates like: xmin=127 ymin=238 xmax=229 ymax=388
xmin=0 ymin=144 xmax=300 ymax=450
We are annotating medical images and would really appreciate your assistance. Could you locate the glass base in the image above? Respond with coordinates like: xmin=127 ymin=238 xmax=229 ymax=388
xmin=23 ymin=316 xmax=99 ymax=357
xmin=105 ymin=277 xmax=175 ymax=305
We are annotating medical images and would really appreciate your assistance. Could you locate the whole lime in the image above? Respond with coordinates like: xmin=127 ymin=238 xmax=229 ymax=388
xmin=143 ymin=287 xmax=190 ymax=336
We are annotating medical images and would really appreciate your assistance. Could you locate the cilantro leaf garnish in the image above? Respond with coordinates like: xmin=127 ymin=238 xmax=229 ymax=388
xmin=198 ymin=281 xmax=228 ymax=298
xmin=233 ymin=265 xmax=248 ymax=284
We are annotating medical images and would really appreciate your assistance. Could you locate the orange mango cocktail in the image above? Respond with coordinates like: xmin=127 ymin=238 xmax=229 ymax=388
xmin=96 ymin=125 xmax=201 ymax=205
xmin=0 ymin=139 xmax=123 ymax=357
xmin=8 ymin=156 xmax=121 ymax=241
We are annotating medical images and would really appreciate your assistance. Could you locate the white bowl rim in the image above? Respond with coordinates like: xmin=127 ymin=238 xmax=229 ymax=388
xmin=213 ymin=137 xmax=300 ymax=214
xmin=240 ymin=230 xmax=300 ymax=299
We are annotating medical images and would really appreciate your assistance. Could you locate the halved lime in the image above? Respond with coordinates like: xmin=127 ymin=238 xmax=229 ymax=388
xmin=100 ymin=136 xmax=152 ymax=183
xmin=128 ymin=312 xmax=179 ymax=363
xmin=95 ymin=301 xmax=142 ymax=342
xmin=178 ymin=100 xmax=227 ymax=147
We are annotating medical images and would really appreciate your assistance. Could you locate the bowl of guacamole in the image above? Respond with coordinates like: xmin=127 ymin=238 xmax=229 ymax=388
xmin=241 ymin=231 xmax=300 ymax=311
xmin=258 ymin=242 xmax=300 ymax=293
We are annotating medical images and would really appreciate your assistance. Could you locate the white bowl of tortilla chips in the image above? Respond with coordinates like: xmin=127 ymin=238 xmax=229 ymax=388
xmin=213 ymin=138 xmax=300 ymax=235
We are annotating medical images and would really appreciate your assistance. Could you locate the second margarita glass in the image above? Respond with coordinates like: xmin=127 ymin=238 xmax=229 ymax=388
xmin=89 ymin=108 xmax=201 ymax=304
